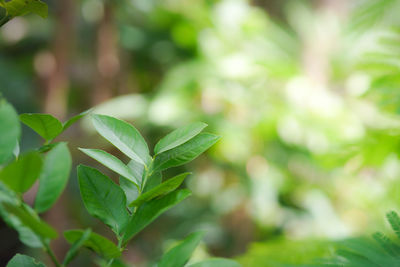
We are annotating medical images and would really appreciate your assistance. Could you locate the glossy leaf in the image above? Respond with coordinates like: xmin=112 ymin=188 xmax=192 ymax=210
xmin=62 ymin=109 xmax=91 ymax=132
xmin=6 ymin=254 xmax=45 ymax=267
xmin=188 ymin=259 xmax=241 ymax=267
xmin=20 ymin=113 xmax=62 ymax=141
xmin=153 ymin=133 xmax=220 ymax=172
xmin=79 ymin=148 xmax=139 ymax=185
xmin=122 ymin=189 xmax=191 ymax=243
xmin=77 ymin=165 xmax=129 ymax=235
xmin=0 ymin=152 xmax=42 ymax=193
xmin=64 ymin=230 xmax=121 ymax=259
xmin=92 ymin=114 xmax=149 ymax=166
xmin=0 ymin=99 xmax=20 ymax=165
xmin=63 ymin=228 xmax=92 ymax=266
xmin=154 ymin=122 xmax=208 ymax=154
xmin=130 ymin=172 xmax=190 ymax=207
xmin=35 ymin=142 xmax=72 ymax=213
xmin=2 ymin=0 xmax=47 ymax=18
xmin=158 ymin=231 xmax=203 ymax=267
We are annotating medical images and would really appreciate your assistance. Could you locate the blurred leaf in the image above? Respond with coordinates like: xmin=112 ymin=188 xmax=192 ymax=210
xmin=63 ymin=228 xmax=92 ymax=266
xmin=0 ymin=99 xmax=20 ymax=165
xmin=2 ymin=0 xmax=47 ymax=18
xmin=77 ymin=165 xmax=129 ymax=235
xmin=92 ymin=114 xmax=149 ymax=166
xmin=0 ymin=152 xmax=42 ymax=193
xmin=6 ymin=254 xmax=45 ymax=267
xmin=20 ymin=114 xmax=62 ymax=142
xmin=34 ymin=142 xmax=71 ymax=213
xmin=188 ymin=259 xmax=241 ymax=267
xmin=64 ymin=230 xmax=121 ymax=259
xmin=130 ymin=172 xmax=190 ymax=207
xmin=158 ymin=231 xmax=203 ymax=267
xmin=154 ymin=122 xmax=207 ymax=154
xmin=122 ymin=189 xmax=191 ymax=243
xmin=153 ymin=133 xmax=220 ymax=172
xmin=62 ymin=109 xmax=91 ymax=132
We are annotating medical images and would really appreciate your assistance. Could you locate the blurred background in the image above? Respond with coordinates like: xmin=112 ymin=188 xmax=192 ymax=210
xmin=2 ymin=0 xmax=400 ymax=266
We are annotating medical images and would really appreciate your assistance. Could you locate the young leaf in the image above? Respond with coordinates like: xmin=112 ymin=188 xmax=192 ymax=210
xmin=187 ymin=258 xmax=241 ymax=267
xmin=35 ymin=142 xmax=72 ymax=213
xmin=0 ymin=152 xmax=42 ymax=193
xmin=64 ymin=229 xmax=121 ymax=259
xmin=62 ymin=109 xmax=91 ymax=132
xmin=143 ymin=171 xmax=162 ymax=193
xmin=63 ymin=228 xmax=92 ymax=266
xmin=130 ymin=172 xmax=190 ymax=207
xmin=6 ymin=254 xmax=45 ymax=267
xmin=153 ymin=133 xmax=220 ymax=172
xmin=122 ymin=189 xmax=191 ymax=243
xmin=158 ymin=231 xmax=204 ymax=267
xmin=0 ymin=98 xmax=20 ymax=165
xmin=20 ymin=113 xmax=63 ymax=141
xmin=77 ymin=165 xmax=129 ymax=235
xmin=79 ymin=148 xmax=139 ymax=185
xmin=91 ymin=114 xmax=149 ymax=166
xmin=154 ymin=122 xmax=208 ymax=155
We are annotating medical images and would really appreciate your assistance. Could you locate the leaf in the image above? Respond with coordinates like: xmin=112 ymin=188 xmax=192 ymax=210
xmin=0 ymin=152 xmax=42 ymax=193
xmin=34 ymin=142 xmax=72 ymax=213
xmin=63 ymin=228 xmax=92 ymax=266
xmin=20 ymin=113 xmax=63 ymax=141
xmin=188 ymin=259 xmax=241 ymax=267
xmin=122 ymin=189 xmax=191 ymax=243
xmin=127 ymin=160 xmax=144 ymax=184
xmin=119 ymin=176 xmax=139 ymax=210
xmin=143 ymin=171 xmax=162 ymax=193
xmin=64 ymin=230 xmax=121 ymax=259
xmin=158 ymin=231 xmax=204 ymax=267
xmin=79 ymin=148 xmax=139 ymax=186
xmin=3 ymin=0 xmax=47 ymax=18
xmin=153 ymin=133 xmax=220 ymax=172
xmin=0 ymin=99 xmax=20 ymax=165
xmin=6 ymin=254 xmax=46 ymax=267
xmin=92 ymin=114 xmax=149 ymax=166
xmin=154 ymin=122 xmax=208 ymax=155
xmin=62 ymin=109 xmax=91 ymax=132
xmin=387 ymin=211 xmax=400 ymax=240
xmin=77 ymin=165 xmax=129 ymax=235
xmin=130 ymin=172 xmax=190 ymax=207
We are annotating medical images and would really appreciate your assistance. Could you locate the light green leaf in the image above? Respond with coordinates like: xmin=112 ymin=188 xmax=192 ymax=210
xmin=127 ymin=160 xmax=144 ymax=185
xmin=188 ymin=259 xmax=241 ymax=267
xmin=130 ymin=172 xmax=190 ymax=207
xmin=3 ymin=0 xmax=47 ymax=18
xmin=79 ymin=148 xmax=139 ymax=186
xmin=62 ymin=109 xmax=91 ymax=132
xmin=158 ymin=231 xmax=204 ymax=267
xmin=143 ymin=171 xmax=162 ymax=193
xmin=77 ymin=165 xmax=129 ymax=235
xmin=153 ymin=133 xmax=220 ymax=172
xmin=155 ymin=122 xmax=207 ymax=155
xmin=119 ymin=176 xmax=139 ymax=210
xmin=35 ymin=142 xmax=71 ymax=213
xmin=20 ymin=113 xmax=63 ymax=141
xmin=63 ymin=228 xmax=92 ymax=266
xmin=0 ymin=152 xmax=42 ymax=193
xmin=0 ymin=99 xmax=20 ymax=165
xmin=92 ymin=114 xmax=149 ymax=166
xmin=6 ymin=254 xmax=46 ymax=267
xmin=64 ymin=229 xmax=121 ymax=259
xmin=122 ymin=189 xmax=191 ymax=243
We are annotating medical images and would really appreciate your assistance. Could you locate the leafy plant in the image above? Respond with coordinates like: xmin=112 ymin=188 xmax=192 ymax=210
xmin=0 ymin=0 xmax=47 ymax=26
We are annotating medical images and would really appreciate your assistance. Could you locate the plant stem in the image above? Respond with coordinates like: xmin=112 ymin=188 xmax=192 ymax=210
xmin=45 ymin=243 xmax=62 ymax=267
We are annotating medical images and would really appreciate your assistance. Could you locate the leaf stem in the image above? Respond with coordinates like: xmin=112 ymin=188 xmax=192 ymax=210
xmin=44 ymin=243 xmax=62 ymax=267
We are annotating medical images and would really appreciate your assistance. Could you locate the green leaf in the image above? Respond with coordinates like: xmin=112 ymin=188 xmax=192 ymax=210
xmin=122 ymin=189 xmax=191 ymax=243
xmin=20 ymin=113 xmax=63 ymax=141
xmin=79 ymin=148 xmax=139 ymax=186
xmin=0 ymin=99 xmax=20 ymax=165
xmin=119 ymin=176 xmax=139 ymax=210
xmin=63 ymin=228 xmax=92 ymax=266
xmin=0 ymin=152 xmax=42 ymax=193
xmin=77 ymin=165 xmax=129 ymax=235
xmin=91 ymin=114 xmax=149 ymax=166
xmin=143 ymin=171 xmax=162 ymax=193
xmin=387 ymin=211 xmax=400 ymax=240
xmin=188 ymin=258 xmax=241 ymax=267
xmin=6 ymin=254 xmax=46 ymax=267
xmin=153 ymin=133 xmax=220 ymax=172
xmin=158 ymin=231 xmax=204 ymax=267
xmin=127 ymin=160 xmax=144 ymax=184
xmin=130 ymin=172 xmax=190 ymax=207
xmin=3 ymin=0 xmax=47 ymax=18
xmin=154 ymin=122 xmax=208 ymax=155
xmin=64 ymin=230 xmax=121 ymax=259
xmin=62 ymin=109 xmax=91 ymax=132
xmin=34 ymin=142 xmax=72 ymax=213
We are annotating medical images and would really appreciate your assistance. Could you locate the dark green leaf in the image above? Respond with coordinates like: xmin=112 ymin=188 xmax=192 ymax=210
xmin=122 ymin=189 xmax=191 ymax=243
xmin=62 ymin=109 xmax=91 ymax=132
xmin=64 ymin=230 xmax=121 ymax=259
xmin=20 ymin=113 xmax=62 ymax=141
xmin=158 ymin=231 xmax=203 ymax=267
xmin=153 ymin=133 xmax=220 ymax=172
xmin=0 ymin=99 xmax=20 ymax=165
xmin=35 ymin=142 xmax=72 ymax=213
xmin=188 ymin=258 xmax=241 ymax=267
xmin=154 ymin=122 xmax=207 ymax=155
xmin=130 ymin=172 xmax=190 ymax=207
xmin=77 ymin=165 xmax=129 ymax=235
xmin=387 ymin=211 xmax=400 ymax=240
xmin=6 ymin=254 xmax=46 ymax=267
xmin=92 ymin=114 xmax=149 ymax=166
xmin=0 ymin=152 xmax=42 ymax=193
xmin=63 ymin=228 xmax=92 ymax=266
